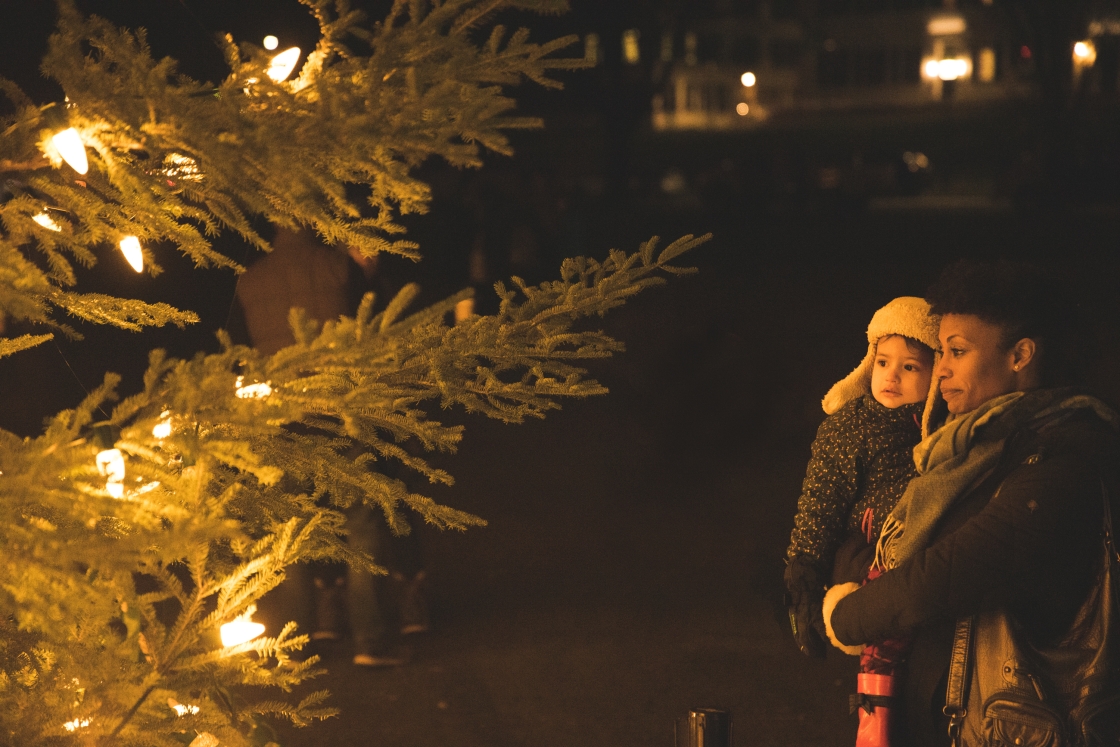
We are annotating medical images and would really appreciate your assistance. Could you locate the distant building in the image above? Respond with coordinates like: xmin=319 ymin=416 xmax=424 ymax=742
xmin=646 ymin=0 xmax=1034 ymax=131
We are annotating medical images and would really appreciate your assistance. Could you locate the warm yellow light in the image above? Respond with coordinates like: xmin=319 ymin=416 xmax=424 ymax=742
xmin=33 ymin=212 xmax=62 ymax=232
xmin=1073 ymin=40 xmax=1097 ymax=65
xmin=267 ymin=47 xmax=301 ymax=82
xmin=740 ymin=71 xmax=757 ymax=87
xmin=927 ymin=16 xmax=966 ymax=36
xmin=220 ymin=617 xmax=265 ymax=647
xmin=168 ymin=698 xmax=200 ymax=717
xmin=936 ymin=58 xmax=969 ymax=81
xmin=119 ymin=236 xmax=144 ymax=273
xmin=736 ymin=102 xmax=750 ymax=116
xmin=152 ymin=411 xmax=172 ymax=439
xmin=52 ymin=128 xmax=88 ymax=175
xmin=235 ymin=376 xmax=273 ymax=399
xmin=96 ymin=448 xmax=125 ymax=483
xmin=263 ymin=35 xmax=279 ymax=51
xmin=622 ymin=29 xmax=640 ymax=65
xmin=63 ymin=718 xmax=91 ymax=732
xmin=923 ymin=59 xmax=940 ymax=78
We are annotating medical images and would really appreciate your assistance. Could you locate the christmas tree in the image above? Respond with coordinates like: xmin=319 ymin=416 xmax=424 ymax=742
xmin=0 ymin=1 xmax=706 ymax=745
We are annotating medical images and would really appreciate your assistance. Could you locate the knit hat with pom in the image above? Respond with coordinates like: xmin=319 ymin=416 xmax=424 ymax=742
xmin=821 ymin=296 xmax=944 ymax=437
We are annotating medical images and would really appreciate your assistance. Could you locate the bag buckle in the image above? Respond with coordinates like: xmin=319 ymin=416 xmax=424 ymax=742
xmin=943 ymin=707 xmax=966 ymax=746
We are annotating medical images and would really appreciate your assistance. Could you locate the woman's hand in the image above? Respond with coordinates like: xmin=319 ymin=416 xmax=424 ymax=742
xmin=823 ymin=582 xmax=865 ymax=655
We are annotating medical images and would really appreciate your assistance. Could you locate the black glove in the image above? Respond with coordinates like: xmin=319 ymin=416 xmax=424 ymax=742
xmin=784 ymin=555 xmax=829 ymax=658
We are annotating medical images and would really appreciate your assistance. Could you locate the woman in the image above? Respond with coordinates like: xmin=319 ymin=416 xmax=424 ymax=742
xmin=823 ymin=259 xmax=1120 ymax=746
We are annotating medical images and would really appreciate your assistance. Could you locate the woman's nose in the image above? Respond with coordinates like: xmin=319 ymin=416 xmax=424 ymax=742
xmin=935 ymin=356 xmax=950 ymax=380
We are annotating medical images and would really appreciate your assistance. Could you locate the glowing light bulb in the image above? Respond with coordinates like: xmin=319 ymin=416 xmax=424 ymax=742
xmin=220 ymin=617 xmax=265 ymax=647
xmin=33 ymin=212 xmax=62 ymax=232
xmin=740 ymin=71 xmax=756 ymax=87
xmin=736 ymin=102 xmax=750 ymax=116
xmin=96 ymin=448 xmax=125 ymax=482
xmin=267 ymin=47 xmax=301 ymax=82
xmin=235 ymin=376 xmax=273 ymax=399
xmin=52 ymin=128 xmax=89 ymax=175
xmin=63 ymin=718 xmax=91 ymax=732
xmin=263 ymin=35 xmax=279 ymax=51
xmin=168 ymin=698 xmax=200 ymax=717
xmin=119 ymin=236 xmax=144 ymax=272
xmin=152 ymin=411 xmax=172 ymax=439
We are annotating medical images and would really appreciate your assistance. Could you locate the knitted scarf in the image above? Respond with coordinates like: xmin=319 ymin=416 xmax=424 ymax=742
xmin=874 ymin=388 xmax=1117 ymax=571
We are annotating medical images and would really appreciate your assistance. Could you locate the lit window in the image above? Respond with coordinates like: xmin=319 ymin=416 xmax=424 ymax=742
xmin=927 ymin=16 xmax=966 ymax=36
xmin=978 ymin=48 xmax=996 ymax=82
xmin=623 ymin=29 xmax=640 ymax=65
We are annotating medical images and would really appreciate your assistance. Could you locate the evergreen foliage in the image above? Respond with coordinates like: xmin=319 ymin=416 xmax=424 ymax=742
xmin=0 ymin=1 xmax=708 ymax=744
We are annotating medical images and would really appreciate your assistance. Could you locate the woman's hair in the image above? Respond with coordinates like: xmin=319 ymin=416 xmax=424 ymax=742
xmin=877 ymin=334 xmax=935 ymax=362
xmin=926 ymin=259 xmax=1083 ymax=385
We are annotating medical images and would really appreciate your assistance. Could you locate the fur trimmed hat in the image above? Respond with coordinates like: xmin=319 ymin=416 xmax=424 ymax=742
xmin=822 ymin=296 xmax=944 ymax=436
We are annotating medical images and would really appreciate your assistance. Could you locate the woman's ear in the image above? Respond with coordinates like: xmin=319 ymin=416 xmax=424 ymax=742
xmin=1009 ymin=338 xmax=1037 ymax=373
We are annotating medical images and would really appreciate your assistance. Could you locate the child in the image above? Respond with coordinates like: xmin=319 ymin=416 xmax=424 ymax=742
xmin=784 ymin=296 xmax=940 ymax=658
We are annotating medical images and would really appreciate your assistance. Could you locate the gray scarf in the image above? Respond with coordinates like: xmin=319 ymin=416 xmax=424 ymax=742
xmin=874 ymin=388 xmax=1117 ymax=571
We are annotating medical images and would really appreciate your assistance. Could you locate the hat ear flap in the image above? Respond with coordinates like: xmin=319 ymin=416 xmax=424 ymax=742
xmin=822 ymin=343 xmax=875 ymax=414
xmin=921 ymin=350 xmax=948 ymax=438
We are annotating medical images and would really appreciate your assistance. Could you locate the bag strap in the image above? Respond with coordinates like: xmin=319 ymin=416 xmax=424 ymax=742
xmin=943 ymin=615 xmax=974 ymax=747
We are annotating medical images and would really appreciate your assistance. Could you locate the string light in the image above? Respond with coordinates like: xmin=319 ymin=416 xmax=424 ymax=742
xmin=267 ymin=47 xmax=301 ymax=82
xmin=740 ymin=71 xmax=757 ymax=87
xmin=96 ymin=448 xmax=126 ymax=499
xmin=119 ymin=236 xmax=144 ymax=273
xmin=51 ymin=127 xmax=89 ymax=175
xmin=63 ymin=718 xmax=91 ymax=732
xmin=235 ymin=376 xmax=272 ymax=399
xmin=263 ymin=35 xmax=279 ymax=51
xmin=33 ymin=212 xmax=62 ymax=232
xmin=152 ymin=411 xmax=172 ymax=439
xmin=168 ymin=698 xmax=200 ymax=717
xmin=220 ymin=614 xmax=265 ymax=647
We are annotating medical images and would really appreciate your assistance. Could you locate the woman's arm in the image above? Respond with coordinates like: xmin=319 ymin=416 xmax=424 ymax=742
xmin=830 ymin=444 xmax=1102 ymax=647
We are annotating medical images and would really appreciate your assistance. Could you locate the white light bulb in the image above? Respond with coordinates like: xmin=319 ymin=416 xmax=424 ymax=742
xmin=168 ymin=698 xmax=200 ymax=717
xmin=119 ymin=236 xmax=144 ymax=273
xmin=263 ymin=35 xmax=279 ymax=51
xmin=235 ymin=377 xmax=273 ymax=399
xmin=152 ymin=411 xmax=172 ymax=439
xmin=52 ymin=128 xmax=89 ymax=175
xmin=63 ymin=718 xmax=91 ymax=732
xmin=96 ymin=448 xmax=125 ymax=483
xmin=267 ymin=47 xmax=301 ymax=82
xmin=33 ymin=212 xmax=62 ymax=232
xmin=740 ymin=71 xmax=756 ymax=87
xmin=220 ymin=618 xmax=265 ymax=647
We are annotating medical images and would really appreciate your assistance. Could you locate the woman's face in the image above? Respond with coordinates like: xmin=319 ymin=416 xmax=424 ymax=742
xmin=935 ymin=314 xmax=1020 ymax=414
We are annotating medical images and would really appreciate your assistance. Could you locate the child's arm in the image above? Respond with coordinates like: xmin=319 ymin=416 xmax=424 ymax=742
xmin=784 ymin=409 xmax=861 ymax=655
xmin=787 ymin=411 xmax=861 ymax=567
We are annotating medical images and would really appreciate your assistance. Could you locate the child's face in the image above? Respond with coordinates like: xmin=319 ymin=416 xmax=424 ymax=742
xmin=871 ymin=335 xmax=934 ymax=409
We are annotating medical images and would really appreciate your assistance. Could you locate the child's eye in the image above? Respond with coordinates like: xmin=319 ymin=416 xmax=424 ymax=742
xmin=904 ymin=364 xmax=919 ymax=371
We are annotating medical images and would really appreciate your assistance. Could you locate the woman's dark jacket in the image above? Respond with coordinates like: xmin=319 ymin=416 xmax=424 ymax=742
xmin=787 ymin=395 xmax=924 ymax=568
xmin=830 ymin=400 xmax=1120 ymax=747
